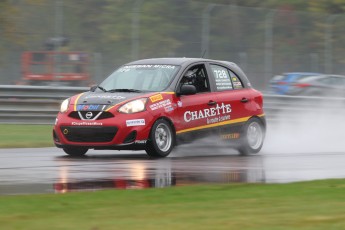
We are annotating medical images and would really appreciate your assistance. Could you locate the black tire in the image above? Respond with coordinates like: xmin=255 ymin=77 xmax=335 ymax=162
xmin=238 ymin=117 xmax=265 ymax=156
xmin=145 ymin=119 xmax=175 ymax=158
xmin=63 ymin=146 xmax=88 ymax=156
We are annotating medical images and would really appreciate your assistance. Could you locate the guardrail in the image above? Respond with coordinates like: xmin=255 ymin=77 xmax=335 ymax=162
xmin=0 ymin=85 xmax=88 ymax=124
xmin=1 ymin=85 xmax=345 ymax=124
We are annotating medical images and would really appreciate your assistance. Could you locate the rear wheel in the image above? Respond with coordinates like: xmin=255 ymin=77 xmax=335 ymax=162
xmin=238 ymin=117 xmax=265 ymax=155
xmin=63 ymin=146 xmax=88 ymax=156
xmin=145 ymin=119 xmax=175 ymax=158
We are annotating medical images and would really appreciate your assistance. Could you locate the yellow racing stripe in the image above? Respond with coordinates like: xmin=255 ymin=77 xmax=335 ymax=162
xmin=73 ymin=93 xmax=84 ymax=111
xmin=176 ymin=115 xmax=265 ymax=134
xmin=106 ymin=104 xmax=119 ymax=112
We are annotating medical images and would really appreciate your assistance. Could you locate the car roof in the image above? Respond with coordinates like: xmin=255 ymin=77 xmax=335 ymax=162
xmin=127 ymin=57 xmax=204 ymax=65
xmin=299 ymin=74 xmax=345 ymax=82
xmin=126 ymin=57 xmax=239 ymax=67
xmin=323 ymin=74 xmax=345 ymax=78
xmin=283 ymin=72 xmax=321 ymax=76
xmin=125 ymin=57 xmax=251 ymax=88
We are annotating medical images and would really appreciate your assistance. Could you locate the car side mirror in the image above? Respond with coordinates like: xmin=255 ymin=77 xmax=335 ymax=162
xmin=90 ymin=85 xmax=97 ymax=92
xmin=178 ymin=85 xmax=197 ymax=96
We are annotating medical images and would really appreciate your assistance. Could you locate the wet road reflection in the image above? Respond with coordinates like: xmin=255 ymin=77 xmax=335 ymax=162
xmin=0 ymin=147 xmax=344 ymax=195
xmin=53 ymin=154 xmax=265 ymax=193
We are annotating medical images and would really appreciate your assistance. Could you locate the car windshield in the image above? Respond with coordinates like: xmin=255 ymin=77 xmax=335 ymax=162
xmin=298 ymin=75 xmax=323 ymax=83
xmin=99 ymin=64 xmax=180 ymax=92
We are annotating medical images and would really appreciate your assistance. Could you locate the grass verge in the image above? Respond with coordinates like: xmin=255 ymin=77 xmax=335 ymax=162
xmin=0 ymin=179 xmax=344 ymax=230
xmin=0 ymin=124 xmax=54 ymax=148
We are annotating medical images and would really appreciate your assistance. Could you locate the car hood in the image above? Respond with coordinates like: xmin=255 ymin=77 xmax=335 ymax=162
xmin=74 ymin=91 xmax=147 ymax=111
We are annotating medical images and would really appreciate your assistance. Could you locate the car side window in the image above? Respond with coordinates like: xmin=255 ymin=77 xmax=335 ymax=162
xmin=338 ymin=78 xmax=345 ymax=86
xmin=319 ymin=77 xmax=337 ymax=85
xmin=210 ymin=64 xmax=244 ymax=91
xmin=230 ymin=72 xmax=244 ymax=89
xmin=331 ymin=77 xmax=345 ymax=86
xmin=179 ymin=64 xmax=210 ymax=93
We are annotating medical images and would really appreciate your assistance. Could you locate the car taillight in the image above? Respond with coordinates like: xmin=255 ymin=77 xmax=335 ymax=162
xmin=294 ymin=83 xmax=311 ymax=88
xmin=277 ymin=81 xmax=288 ymax=85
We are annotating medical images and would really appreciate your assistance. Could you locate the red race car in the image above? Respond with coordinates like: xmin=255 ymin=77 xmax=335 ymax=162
xmin=53 ymin=58 xmax=266 ymax=157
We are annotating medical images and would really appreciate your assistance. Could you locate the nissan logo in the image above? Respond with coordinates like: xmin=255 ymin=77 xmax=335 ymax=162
xmin=85 ymin=112 xmax=93 ymax=119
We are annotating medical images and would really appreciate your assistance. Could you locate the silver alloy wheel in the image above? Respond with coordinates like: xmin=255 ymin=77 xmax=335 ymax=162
xmin=154 ymin=123 xmax=172 ymax=152
xmin=247 ymin=121 xmax=263 ymax=150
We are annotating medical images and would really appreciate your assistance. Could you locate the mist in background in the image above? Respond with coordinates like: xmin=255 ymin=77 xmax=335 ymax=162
xmin=263 ymin=97 xmax=345 ymax=154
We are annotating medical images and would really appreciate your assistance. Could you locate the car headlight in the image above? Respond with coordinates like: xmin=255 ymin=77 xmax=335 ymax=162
xmin=118 ymin=98 xmax=147 ymax=114
xmin=60 ymin=98 xmax=70 ymax=113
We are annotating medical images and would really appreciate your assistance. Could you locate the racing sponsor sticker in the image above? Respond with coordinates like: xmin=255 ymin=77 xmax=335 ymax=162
xmin=126 ymin=119 xmax=145 ymax=127
xmin=221 ymin=133 xmax=240 ymax=139
xmin=233 ymin=82 xmax=242 ymax=86
xmin=71 ymin=121 xmax=103 ymax=126
xmin=76 ymin=104 xmax=102 ymax=111
xmin=149 ymin=99 xmax=172 ymax=111
xmin=135 ymin=140 xmax=147 ymax=144
xmin=84 ymin=95 xmax=126 ymax=100
xmin=164 ymin=106 xmax=174 ymax=112
xmin=150 ymin=94 xmax=163 ymax=103
xmin=121 ymin=65 xmax=176 ymax=69
xmin=184 ymin=102 xmax=232 ymax=123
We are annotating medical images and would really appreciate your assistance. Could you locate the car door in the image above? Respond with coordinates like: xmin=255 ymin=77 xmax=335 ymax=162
xmin=328 ymin=76 xmax=345 ymax=97
xmin=174 ymin=63 xmax=219 ymax=141
xmin=207 ymin=63 xmax=255 ymax=138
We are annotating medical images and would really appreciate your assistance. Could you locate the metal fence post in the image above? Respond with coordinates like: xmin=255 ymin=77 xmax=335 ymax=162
xmin=324 ymin=14 xmax=339 ymax=74
xmin=131 ymin=0 xmax=144 ymax=61
xmin=201 ymin=4 xmax=216 ymax=58
xmin=264 ymin=11 xmax=275 ymax=89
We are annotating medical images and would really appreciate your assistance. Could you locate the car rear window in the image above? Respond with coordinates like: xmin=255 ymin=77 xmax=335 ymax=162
xmin=210 ymin=64 xmax=243 ymax=91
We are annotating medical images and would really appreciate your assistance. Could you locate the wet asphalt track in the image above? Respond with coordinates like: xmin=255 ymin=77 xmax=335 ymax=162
xmin=1 ymin=142 xmax=345 ymax=195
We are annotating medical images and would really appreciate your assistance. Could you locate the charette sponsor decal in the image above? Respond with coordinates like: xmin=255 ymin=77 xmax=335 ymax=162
xmin=184 ymin=102 xmax=232 ymax=124
xmin=72 ymin=122 xmax=103 ymax=126
xmin=126 ymin=119 xmax=145 ymax=127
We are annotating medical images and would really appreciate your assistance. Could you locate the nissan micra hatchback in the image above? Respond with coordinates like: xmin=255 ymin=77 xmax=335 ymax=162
xmin=53 ymin=58 xmax=266 ymax=157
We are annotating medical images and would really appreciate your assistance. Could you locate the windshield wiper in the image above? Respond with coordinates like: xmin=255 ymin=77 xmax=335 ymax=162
xmin=107 ymin=88 xmax=142 ymax=93
xmin=97 ymin=86 xmax=107 ymax=92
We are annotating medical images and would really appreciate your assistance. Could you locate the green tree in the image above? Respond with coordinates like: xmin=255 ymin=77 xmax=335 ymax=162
xmin=1 ymin=0 xmax=47 ymax=48
xmin=308 ymin=0 xmax=345 ymax=72
xmin=99 ymin=0 xmax=194 ymax=62
xmin=0 ymin=1 xmax=17 ymax=52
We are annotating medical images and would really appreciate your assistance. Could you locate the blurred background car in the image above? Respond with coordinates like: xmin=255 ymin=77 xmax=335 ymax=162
xmin=287 ymin=74 xmax=345 ymax=97
xmin=269 ymin=72 xmax=321 ymax=95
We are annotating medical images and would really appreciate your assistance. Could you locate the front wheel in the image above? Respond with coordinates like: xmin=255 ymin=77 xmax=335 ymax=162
xmin=63 ymin=146 xmax=88 ymax=156
xmin=145 ymin=119 xmax=175 ymax=158
xmin=238 ymin=117 xmax=265 ymax=155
